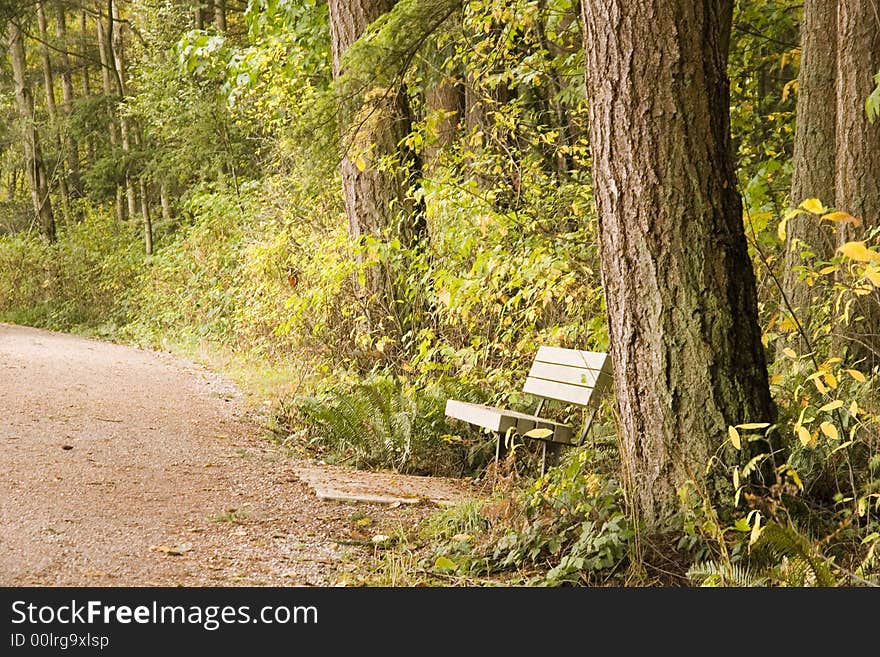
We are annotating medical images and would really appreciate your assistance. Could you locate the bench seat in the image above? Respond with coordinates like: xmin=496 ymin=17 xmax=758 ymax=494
xmin=444 ymin=399 xmax=574 ymax=445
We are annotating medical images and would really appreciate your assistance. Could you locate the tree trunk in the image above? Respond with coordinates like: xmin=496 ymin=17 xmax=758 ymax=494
xmin=214 ymin=0 xmax=226 ymax=31
xmin=108 ymin=0 xmax=138 ymax=221
xmin=55 ymin=1 xmax=82 ymax=197
xmin=8 ymin=21 xmax=56 ymax=240
xmin=328 ymin=0 xmax=425 ymax=302
xmin=781 ymin=0 xmax=837 ymax=355
xmin=36 ymin=1 xmax=72 ymax=223
xmin=139 ymin=178 xmax=152 ymax=255
xmin=423 ymin=72 xmax=462 ymax=176
xmin=834 ymin=0 xmax=880 ymax=368
xmin=160 ymin=181 xmax=172 ymax=223
xmin=96 ymin=8 xmax=125 ymax=223
xmin=582 ymin=0 xmax=775 ymax=527
xmin=80 ymin=9 xmax=91 ymax=98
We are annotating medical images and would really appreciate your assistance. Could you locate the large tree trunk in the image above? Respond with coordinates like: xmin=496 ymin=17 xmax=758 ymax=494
xmin=36 ymin=1 xmax=72 ymax=223
xmin=8 ymin=21 xmax=56 ymax=241
xmin=582 ymin=0 xmax=775 ymax=527
xmin=55 ymin=1 xmax=82 ymax=197
xmin=781 ymin=0 xmax=838 ymax=354
xmin=835 ymin=0 xmax=880 ymax=368
xmin=328 ymin=0 xmax=424 ymax=304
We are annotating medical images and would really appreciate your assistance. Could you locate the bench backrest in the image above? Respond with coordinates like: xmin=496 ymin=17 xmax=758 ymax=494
xmin=522 ymin=346 xmax=612 ymax=406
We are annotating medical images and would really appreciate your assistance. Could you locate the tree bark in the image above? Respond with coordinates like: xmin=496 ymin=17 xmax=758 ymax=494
xmin=8 ymin=21 xmax=56 ymax=240
xmin=582 ymin=0 xmax=775 ymax=527
xmin=108 ymin=0 xmax=138 ymax=222
xmin=55 ymin=1 xmax=82 ymax=197
xmin=96 ymin=8 xmax=125 ymax=222
xmin=423 ymin=72 xmax=463 ymax=176
xmin=214 ymin=0 xmax=226 ymax=31
xmin=139 ymin=178 xmax=152 ymax=255
xmin=36 ymin=1 xmax=72 ymax=222
xmin=328 ymin=0 xmax=425 ymax=303
xmin=781 ymin=0 xmax=837 ymax=354
xmin=834 ymin=0 xmax=880 ymax=367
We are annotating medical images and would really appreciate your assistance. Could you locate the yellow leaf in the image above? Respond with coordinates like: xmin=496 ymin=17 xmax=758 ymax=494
xmin=728 ymin=426 xmax=741 ymax=450
xmin=846 ymin=369 xmax=866 ymax=382
xmin=864 ymin=266 xmax=880 ymax=287
xmin=799 ymin=198 xmax=825 ymax=214
xmin=818 ymin=265 xmax=837 ymax=275
xmin=353 ymin=154 xmax=367 ymax=172
xmin=782 ymin=347 xmax=798 ymax=359
xmin=797 ymin=425 xmax=814 ymax=447
xmin=434 ymin=556 xmax=456 ymax=572
xmin=523 ymin=428 xmax=554 ymax=440
xmin=838 ymin=241 xmax=880 ymax=262
xmin=736 ymin=422 xmax=771 ymax=430
xmin=749 ymin=512 xmax=763 ymax=547
xmin=818 ymin=400 xmax=844 ymax=412
xmin=811 ymin=376 xmax=829 ymax=394
xmin=820 ymin=421 xmax=839 ymax=440
xmin=821 ymin=211 xmax=862 ymax=226
xmin=777 ymin=216 xmax=789 ymax=242
xmin=823 ymin=370 xmax=838 ymax=389
xmin=849 ymin=400 xmax=859 ymax=417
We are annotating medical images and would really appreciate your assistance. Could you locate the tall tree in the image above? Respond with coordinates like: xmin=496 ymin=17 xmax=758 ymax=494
xmin=36 ymin=1 xmax=71 ymax=221
xmin=55 ymin=1 xmax=82 ymax=197
xmin=834 ymin=0 xmax=880 ymax=367
xmin=581 ymin=0 xmax=775 ymax=526
xmin=328 ymin=0 xmax=424 ymax=302
xmin=781 ymin=0 xmax=837 ymax=352
xmin=7 ymin=20 xmax=55 ymax=240
xmin=96 ymin=5 xmax=125 ymax=222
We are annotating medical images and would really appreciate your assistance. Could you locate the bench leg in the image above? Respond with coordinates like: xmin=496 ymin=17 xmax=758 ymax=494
xmin=540 ymin=442 xmax=562 ymax=477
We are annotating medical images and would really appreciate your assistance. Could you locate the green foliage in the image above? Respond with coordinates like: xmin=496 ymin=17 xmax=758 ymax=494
xmin=866 ymin=70 xmax=880 ymax=124
xmin=289 ymin=372 xmax=490 ymax=476
xmin=0 ymin=210 xmax=141 ymax=332
xmin=416 ymin=448 xmax=632 ymax=586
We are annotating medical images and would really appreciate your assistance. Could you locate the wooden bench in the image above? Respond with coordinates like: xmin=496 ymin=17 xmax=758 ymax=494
xmin=444 ymin=346 xmax=613 ymax=475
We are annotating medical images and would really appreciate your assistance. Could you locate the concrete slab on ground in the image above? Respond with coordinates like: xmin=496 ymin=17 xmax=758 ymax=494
xmin=293 ymin=462 xmax=480 ymax=507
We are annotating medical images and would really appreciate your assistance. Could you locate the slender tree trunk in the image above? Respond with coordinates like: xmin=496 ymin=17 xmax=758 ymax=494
xmin=582 ymin=0 xmax=775 ymax=527
xmin=36 ymin=1 xmax=72 ymax=223
xmin=214 ymin=0 xmax=226 ymax=31
xmin=781 ymin=0 xmax=837 ymax=355
xmin=194 ymin=1 xmax=204 ymax=29
xmin=835 ymin=0 xmax=880 ymax=367
xmin=160 ymin=181 xmax=172 ymax=223
xmin=80 ymin=9 xmax=91 ymax=98
xmin=96 ymin=9 xmax=125 ymax=222
xmin=8 ymin=22 xmax=56 ymax=240
xmin=55 ymin=1 xmax=82 ymax=197
xmin=328 ymin=0 xmax=425 ymax=303
xmin=108 ymin=0 xmax=138 ymax=221
xmin=139 ymin=178 xmax=152 ymax=255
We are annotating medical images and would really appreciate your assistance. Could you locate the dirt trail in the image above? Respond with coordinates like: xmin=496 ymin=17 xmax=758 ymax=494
xmin=0 ymin=323 xmax=437 ymax=586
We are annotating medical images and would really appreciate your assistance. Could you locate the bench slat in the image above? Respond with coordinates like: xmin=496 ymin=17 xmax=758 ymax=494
xmin=522 ymin=377 xmax=595 ymax=405
xmin=444 ymin=399 xmax=574 ymax=443
xmin=535 ymin=346 xmax=611 ymax=373
xmin=527 ymin=361 xmax=605 ymax=388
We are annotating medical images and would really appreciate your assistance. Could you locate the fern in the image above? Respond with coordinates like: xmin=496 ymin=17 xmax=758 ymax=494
xmin=749 ymin=521 xmax=838 ymax=587
xmin=292 ymin=373 xmax=487 ymax=475
xmin=687 ymin=560 xmax=767 ymax=587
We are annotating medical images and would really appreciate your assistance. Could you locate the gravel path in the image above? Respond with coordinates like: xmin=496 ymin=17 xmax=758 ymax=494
xmin=0 ymin=323 xmax=435 ymax=586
